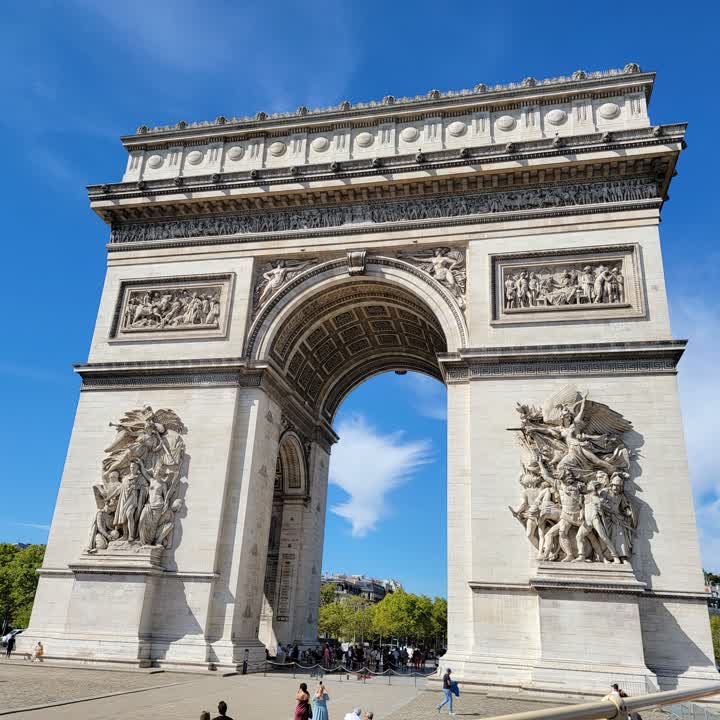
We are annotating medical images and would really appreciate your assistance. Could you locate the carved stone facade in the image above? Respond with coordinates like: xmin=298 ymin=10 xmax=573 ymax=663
xmin=111 ymin=274 xmax=234 ymax=340
xmin=509 ymin=385 xmax=637 ymax=564
xmin=24 ymin=67 xmax=718 ymax=695
xmin=85 ymin=406 xmax=188 ymax=556
xmin=492 ymin=245 xmax=645 ymax=324
xmin=109 ymin=178 xmax=660 ymax=246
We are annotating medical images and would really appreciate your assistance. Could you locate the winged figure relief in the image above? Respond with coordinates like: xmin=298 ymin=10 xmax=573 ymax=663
xmin=103 ymin=406 xmax=187 ymax=478
xmin=86 ymin=407 xmax=188 ymax=553
xmin=254 ymin=258 xmax=316 ymax=310
xmin=399 ymin=247 xmax=467 ymax=308
xmin=508 ymin=385 xmax=638 ymax=565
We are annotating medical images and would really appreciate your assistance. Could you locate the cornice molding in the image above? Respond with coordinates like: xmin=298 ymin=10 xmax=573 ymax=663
xmin=438 ymin=340 xmax=686 ymax=382
xmin=74 ymin=358 xmax=338 ymax=451
xmin=90 ymin=125 xmax=684 ymax=208
xmin=122 ymin=66 xmax=652 ymax=143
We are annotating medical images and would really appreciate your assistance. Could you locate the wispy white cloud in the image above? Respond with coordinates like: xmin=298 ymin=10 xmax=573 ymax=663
xmin=671 ymin=294 xmax=720 ymax=571
xmin=329 ymin=414 xmax=432 ymax=537
xmin=406 ymin=372 xmax=447 ymax=421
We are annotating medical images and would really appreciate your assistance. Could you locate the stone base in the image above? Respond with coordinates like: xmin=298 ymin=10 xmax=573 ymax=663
xmin=530 ymin=560 xmax=647 ymax=594
xmin=71 ymin=543 xmax=165 ymax=574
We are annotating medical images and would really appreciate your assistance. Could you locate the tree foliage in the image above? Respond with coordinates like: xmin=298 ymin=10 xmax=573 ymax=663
xmin=318 ymin=586 xmax=447 ymax=646
xmin=320 ymin=582 xmax=337 ymax=607
xmin=711 ymin=615 xmax=720 ymax=664
xmin=0 ymin=544 xmax=46 ymax=630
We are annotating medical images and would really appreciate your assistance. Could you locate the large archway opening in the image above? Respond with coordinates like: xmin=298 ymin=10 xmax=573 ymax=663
xmin=252 ymin=261 xmax=462 ymax=652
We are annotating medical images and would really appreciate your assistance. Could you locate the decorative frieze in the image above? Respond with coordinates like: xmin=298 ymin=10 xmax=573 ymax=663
xmin=109 ymin=178 xmax=660 ymax=246
xmin=491 ymin=245 xmax=645 ymax=324
xmin=110 ymin=274 xmax=234 ymax=341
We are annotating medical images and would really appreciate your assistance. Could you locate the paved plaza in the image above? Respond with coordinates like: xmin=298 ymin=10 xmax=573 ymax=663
xmin=0 ymin=663 xmax=675 ymax=720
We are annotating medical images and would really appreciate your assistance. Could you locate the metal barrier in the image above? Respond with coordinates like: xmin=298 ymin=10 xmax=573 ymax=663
xmin=263 ymin=660 xmax=435 ymax=686
xmin=667 ymin=701 xmax=720 ymax=720
xmin=483 ymin=684 xmax=720 ymax=720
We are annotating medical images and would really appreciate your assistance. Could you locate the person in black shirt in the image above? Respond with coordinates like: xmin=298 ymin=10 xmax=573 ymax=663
xmin=213 ymin=700 xmax=234 ymax=720
xmin=437 ymin=668 xmax=454 ymax=715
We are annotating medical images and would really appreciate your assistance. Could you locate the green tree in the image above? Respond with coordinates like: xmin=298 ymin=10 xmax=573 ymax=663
xmin=320 ymin=582 xmax=337 ymax=607
xmin=711 ymin=615 xmax=720 ymax=664
xmin=411 ymin=595 xmax=434 ymax=641
xmin=318 ymin=601 xmax=349 ymax=639
xmin=431 ymin=596 xmax=448 ymax=645
xmin=0 ymin=544 xmax=19 ymax=633
xmin=0 ymin=544 xmax=45 ymax=631
xmin=373 ymin=589 xmax=415 ymax=640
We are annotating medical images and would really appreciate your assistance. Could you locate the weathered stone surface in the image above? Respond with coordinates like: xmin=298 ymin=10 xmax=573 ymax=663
xmin=22 ymin=66 xmax=718 ymax=694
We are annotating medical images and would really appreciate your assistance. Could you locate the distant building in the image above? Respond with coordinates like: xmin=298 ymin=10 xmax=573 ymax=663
xmin=322 ymin=573 xmax=403 ymax=603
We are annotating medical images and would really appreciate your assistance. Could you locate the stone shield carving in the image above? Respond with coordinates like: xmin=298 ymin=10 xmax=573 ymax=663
xmin=86 ymin=406 xmax=188 ymax=554
xmin=508 ymin=385 xmax=638 ymax=565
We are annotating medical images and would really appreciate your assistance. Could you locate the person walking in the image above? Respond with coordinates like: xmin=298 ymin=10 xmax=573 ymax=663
xmin=437 ymin=667 xmax=454 ymax=715
xmin=212 ymin=700 xmax=233 ymax=720
xmin=295 ymin=682 xmax=312 ymax=720
xmin=313 ymin=681 xmax=330 ymax=720
xmin=5 ymin=635 xmax=15 ymax=659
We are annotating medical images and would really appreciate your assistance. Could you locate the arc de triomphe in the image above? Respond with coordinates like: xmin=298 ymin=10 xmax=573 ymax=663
xmin=23 ymin=65 xmax=719 ymax=693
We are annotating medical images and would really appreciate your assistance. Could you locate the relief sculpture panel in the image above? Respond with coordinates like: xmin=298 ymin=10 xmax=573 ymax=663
xmin=492 ymin=245 xmax=644 ymax=324
xmin=509 ymin=385 xmax=638 ymax=565
xmin=111 ymin=274 xmax=234 ymax=341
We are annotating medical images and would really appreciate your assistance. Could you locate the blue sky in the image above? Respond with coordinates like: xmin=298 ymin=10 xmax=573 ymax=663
xmin=1 ymin=2 xmax=718 ymax=598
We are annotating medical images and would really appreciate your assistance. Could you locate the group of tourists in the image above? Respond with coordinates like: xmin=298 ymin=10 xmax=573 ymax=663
xmin=293 ymin=681 xmax=374 ymax=720
xmin=273 ymin=642 xmax=433 ymax=672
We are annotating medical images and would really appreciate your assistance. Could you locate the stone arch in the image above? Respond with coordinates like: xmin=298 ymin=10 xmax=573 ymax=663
xmin=276 ymin=431 xmax=308 ymax=496
xmin=247 ymin=255 xmax=466 ymax=420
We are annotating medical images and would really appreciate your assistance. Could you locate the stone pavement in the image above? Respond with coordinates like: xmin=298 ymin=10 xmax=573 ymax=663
xmin=0 ymin=663 xmax=673 ymax=720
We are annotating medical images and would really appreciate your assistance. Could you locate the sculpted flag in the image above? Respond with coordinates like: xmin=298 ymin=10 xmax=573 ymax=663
xmin=86 ymin=406 xmax=188 ymax=553
xmin=508 ymin=385 xmax=638 ymax=564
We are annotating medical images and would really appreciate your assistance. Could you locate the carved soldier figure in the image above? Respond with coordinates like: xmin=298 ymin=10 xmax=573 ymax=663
xmin=87 ymin=471 xmax=123 ymax=551
xmin=578 ymin=266 xmax=595 ymax=303
xmin=509 ymin=467 xmax=543 ymax=547
xmin=602 ymin=475 xmax=636 ymax=561
xmin=114 ymin=460 xmax=149 ymax=541
xmin=576 ymin=481 xmax=620 ymax=563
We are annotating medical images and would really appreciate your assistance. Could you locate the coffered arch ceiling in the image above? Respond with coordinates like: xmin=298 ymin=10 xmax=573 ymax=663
xmin=265 ymin=280 xmax=447 ymax=422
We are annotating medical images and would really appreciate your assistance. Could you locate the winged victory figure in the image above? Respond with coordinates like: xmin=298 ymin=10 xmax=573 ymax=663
xmin=399 ymin=247 xmax=467 ymax=308
xmin=254 ymin=258 xmax=316 ymax=310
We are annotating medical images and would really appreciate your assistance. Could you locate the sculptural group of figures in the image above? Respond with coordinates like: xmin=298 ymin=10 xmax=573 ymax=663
xmin=504 ymin=263 xmax=625 ymax=310
xmin=509 ymin=385 xmax=638 ymax=563
xmin=122 ymin=288 xmax=221 ymax=331
xmin=86 ymin=407 xmax=188 ymax=553
xmin=110 ymin=178 xmax=659 ymax=245
xmin=253 ymin=247 xmax=467 ymax=312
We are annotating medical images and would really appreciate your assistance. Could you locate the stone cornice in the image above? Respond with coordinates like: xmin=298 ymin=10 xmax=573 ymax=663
xmin=90 ymin=125 xmax=684 ymax=214
xmin=438 ymin=340 xmax=686 ymax=382
xmin=122 ymin=66 xmax=653 ymax=143
xmin=74 ymin=358 xmax=338 ymax=450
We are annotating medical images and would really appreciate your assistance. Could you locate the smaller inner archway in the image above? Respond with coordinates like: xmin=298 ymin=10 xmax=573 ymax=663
xmin=259 ymin=431 xmax=308 ymax=651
